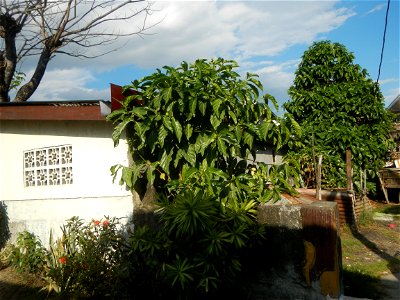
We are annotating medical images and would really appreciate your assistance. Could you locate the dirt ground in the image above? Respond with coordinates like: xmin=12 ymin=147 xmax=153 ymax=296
xmin=0 ymin=267 xmax=48 ymax=300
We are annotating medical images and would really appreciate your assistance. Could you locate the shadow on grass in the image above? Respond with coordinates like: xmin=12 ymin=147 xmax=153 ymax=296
xmin=381 ymin=205 xmax=400 ymax=215
xmin=343 ymin=268 xmax=380 ymax=299
xmin=349 ymin=225 xmax=400 ymax=279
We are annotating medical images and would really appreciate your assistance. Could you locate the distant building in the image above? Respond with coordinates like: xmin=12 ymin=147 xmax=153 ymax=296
xmin=378 ymin=95 xmax=400 ymax=203
xmin=388 ymin=94 xmax=400 ymax=152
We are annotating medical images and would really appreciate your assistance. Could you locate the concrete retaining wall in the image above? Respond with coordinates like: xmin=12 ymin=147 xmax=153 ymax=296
xmin=254 ymin=201 xmax=343 ymax=300
xmin=1 ymin=196 xmax=133 ymax=248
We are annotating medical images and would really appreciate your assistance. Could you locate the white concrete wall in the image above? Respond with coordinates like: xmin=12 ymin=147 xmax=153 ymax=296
xmin=0 ymin=120 xmax=133 ymax=246
xmin=4 ymin=196 xmax=133 ymax=247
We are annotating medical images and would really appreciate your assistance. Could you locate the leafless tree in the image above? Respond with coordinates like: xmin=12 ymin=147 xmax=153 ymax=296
xmin=0 ymin=0 xmax=154 ymax=102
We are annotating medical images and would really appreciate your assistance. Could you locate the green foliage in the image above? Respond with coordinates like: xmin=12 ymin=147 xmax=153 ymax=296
xmin=107 ymin=58 xmax=302 ymax=298
xmin=357 ymin=207 xmax=374 ymax=227
xmin=167 ymin=161 xmax=299 ymax=205
xmin=284 ymin=41 xmax=394 ymax=189
xmin=10 ymin=71 xmax=26 ymax=90
xmin=44 ymin=216 xmax=125 ymax=298
xmin=8 ymin=231 xmax=47 ymax=275
xmin=108 ymin=58 xmax=301 ymax=192
xmin=0 ymin=201 xmax=10 ymax=250
xmin=126 ymin=168 xmax=266 ymax=298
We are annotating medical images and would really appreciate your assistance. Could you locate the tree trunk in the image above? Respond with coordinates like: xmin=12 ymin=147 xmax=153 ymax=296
xmin=0 ymin=14 xmax=19 ymax=102
xmin=0 ymin=52 xmax=9 ymax=102
xmin=14 ymin=45 xmax=52 ymax=102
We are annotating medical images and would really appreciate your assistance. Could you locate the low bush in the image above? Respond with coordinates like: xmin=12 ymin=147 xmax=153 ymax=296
xmin=7 ymin=231 xmax=47 ymax=275
xmin=44 ymin=216 xmax=126 ymax=298
xmin=124 ymin=165 xmax=268 ymax=299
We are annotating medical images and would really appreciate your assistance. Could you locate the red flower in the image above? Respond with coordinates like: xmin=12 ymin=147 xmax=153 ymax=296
xmin=59 ymin=256 xmax=67 ymax=264
xmin=92 ymin=219 xmax=100 ymax=226
xmin=389 ymin=223 xmax=396 ymax=229
xmin=102 ymin=220 xmax=110 ymax=228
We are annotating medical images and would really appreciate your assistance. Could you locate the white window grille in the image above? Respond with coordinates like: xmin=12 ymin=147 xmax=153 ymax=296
xmin=24 ymin=145 xmax=73 ymax=187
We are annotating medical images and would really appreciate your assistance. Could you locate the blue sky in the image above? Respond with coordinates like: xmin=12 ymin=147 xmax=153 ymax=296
xmin=25 ymin=0 xmax=399 ymax=111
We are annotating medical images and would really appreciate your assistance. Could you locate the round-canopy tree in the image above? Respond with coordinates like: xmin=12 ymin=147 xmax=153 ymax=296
xmin=284 ymin=40 xmax=393 ymax=189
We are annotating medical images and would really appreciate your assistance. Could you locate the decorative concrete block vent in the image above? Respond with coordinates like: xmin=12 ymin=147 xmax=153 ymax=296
xmin=23 ymin=145 xmax=73 ymax=187
xmin=254 ymin=201 xmax=342 ymax=300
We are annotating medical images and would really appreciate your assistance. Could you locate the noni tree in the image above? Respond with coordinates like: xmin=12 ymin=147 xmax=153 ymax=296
xmin=108 ymin=58 xmax=301 ymax=199
xmin=108 ymin=58 xmax=301 ymax=297
xmin=284 ymin=40 xmax=393 ymax=189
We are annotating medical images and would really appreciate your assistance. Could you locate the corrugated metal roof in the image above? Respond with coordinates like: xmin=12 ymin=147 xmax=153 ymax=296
xmin=388 ymin=94 xmax=400 ymax=113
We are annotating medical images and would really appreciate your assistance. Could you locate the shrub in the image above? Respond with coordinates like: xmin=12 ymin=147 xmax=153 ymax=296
xmin=44 ymin=216 xmax=126 ymax=298
xmin=8 ymin=231 xmax=47 ymax=275
xmin=125 ymin=165 xmax=267 ymax=299
xmin=0 ymin=201 xmax=10 ymax=249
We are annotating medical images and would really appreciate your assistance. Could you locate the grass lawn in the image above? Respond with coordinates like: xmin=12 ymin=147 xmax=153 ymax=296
xmin=341 ymin=202 xmax=400 ymax=299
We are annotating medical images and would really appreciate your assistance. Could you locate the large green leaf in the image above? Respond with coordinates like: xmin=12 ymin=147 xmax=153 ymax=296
xmin=112 ymin=119 xmax=131 ymax=146
xmin=188 ymin=97 xmax=197 ymax=118
xmin=184 ymin=124 xmax=193 ymax=140
xmin=184 ymin=144 xmax=197 ymax=166
xmin=210 ymin=115 xmax=221 ymax=130
xmin=160 ymin=149 xmax=173 ymax=174
xmin=228 ymin=110 xmax=237 ymax=124
xmin=243 ymin=131 xmax=254 ymax=147
xmin=195 ymin=134 xmax=214 ymax=156
xmin=211 ymin=99 xmax=223 ymax=116
xmin=158 ymin=125 xmax=168 ymax=148
xmin=217 ymin=138 xmax=228 ymax=157
xmin=198 ymin=101 xmax=207 ymax=116
xmin=131 ymin=107 xmax=149 ymax=119
xmin=162 ymin=86 xmax=173 ymax=101
xmin=171 ymin=117 xmax=183 ymax=142
xmin=163 ymin=116 xmax=173 ymax=132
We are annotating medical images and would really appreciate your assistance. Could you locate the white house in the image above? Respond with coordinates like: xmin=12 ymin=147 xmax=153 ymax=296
xmin=0 ymin=98 xmax=132 ymax=246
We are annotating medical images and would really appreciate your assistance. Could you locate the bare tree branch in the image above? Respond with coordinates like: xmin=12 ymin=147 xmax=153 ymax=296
xmin=0 ymin=0 xmax=156 ymax=102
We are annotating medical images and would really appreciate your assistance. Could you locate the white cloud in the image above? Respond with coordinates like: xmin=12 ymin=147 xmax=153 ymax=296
xmin=247 ymin=59 xmax=300 ymax=108
xmin=14 ymin=0 xmax=356 ymax=102
xmin=113 ymin=1 xmax=354 ymax=68
xmin=36 ymin=0 xmax=354 ymax=70
xmin=24 ymin=68 xmax=109 ymax=101
xmin=379 ymin=77 xmax=399 ymax=85
xmin=365 ymin=3 xmax=386 ymax=15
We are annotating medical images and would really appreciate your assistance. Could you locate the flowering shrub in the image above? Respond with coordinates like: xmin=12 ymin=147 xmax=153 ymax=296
xmin=44 ymin=216 xmax=126 ymax=298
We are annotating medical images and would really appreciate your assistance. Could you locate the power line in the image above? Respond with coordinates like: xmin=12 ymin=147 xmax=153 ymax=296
xmin=377 ymin=0 xmax=391 ymax=83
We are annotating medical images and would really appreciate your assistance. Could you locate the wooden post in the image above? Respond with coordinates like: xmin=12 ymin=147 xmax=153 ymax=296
xmin=346 ymin=148 xmax=353 ymax=192
xmin=363 ymin=169 xmax=367 ymax=196
xmin=312 ymin=132 xmax=317 ymax=188
xmin=316 ymin=155 xmax=322 ymax=201
xmin=346 ymin=148 xmax=358 ymax=229
xmin=377 ymin=171 xmax=390 ymax=204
